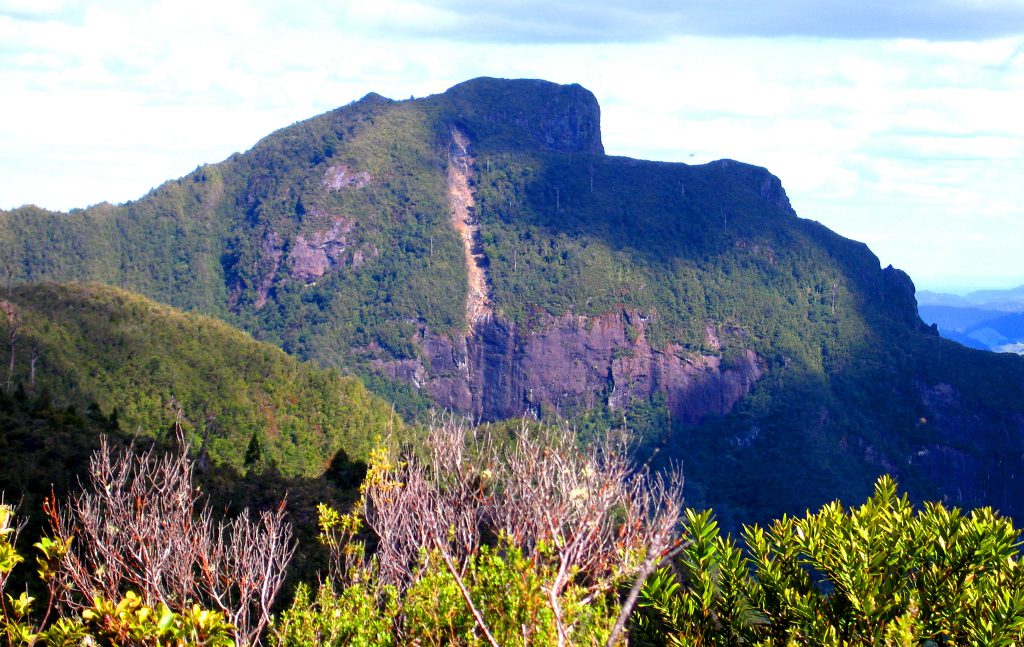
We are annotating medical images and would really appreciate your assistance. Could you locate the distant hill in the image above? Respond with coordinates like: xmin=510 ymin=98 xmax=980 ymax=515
xmin=919 ymin=287 xmax=1024 ymax=355
xmin=3 ymin=78 xmax=1024 ymax=527
xmin=918 ymin=285 xmax=1024 ymax=312
xmin=0 ymin=282 xmax=398 ymax=477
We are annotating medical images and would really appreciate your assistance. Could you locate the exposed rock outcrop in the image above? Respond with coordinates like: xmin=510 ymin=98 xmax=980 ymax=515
xmin=253 ymin=230 xmax=283 ymax=309
xmin=448 ymin=128 xmax=493 ymax=323
xmin=323 ymin=164 xmax=371 ymax=191
xmin=376 ymin=311 xmax=762 ymax=423
xmin=287 ymin=215 xmax=358 ymax=282
xmin=441 ymin=77 xmax=604 ymax=154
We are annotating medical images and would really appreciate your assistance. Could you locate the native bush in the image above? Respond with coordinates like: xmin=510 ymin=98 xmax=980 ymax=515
xmin=276 ymin=415 xmax=685 ymax=646
xmin=632 ymin=475 xmax=1024 ymax=646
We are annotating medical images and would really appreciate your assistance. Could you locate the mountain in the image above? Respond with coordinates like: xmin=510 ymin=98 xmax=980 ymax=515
xmin=918 ymin=286 xmax=1024 ymax=312
xmin=3 ymin=77 xmax=1024 ymax=526
xmin=918 ymin=287 xmax=1024 ymax=354
xmin=0 ymin=282 xmax=397 ymax=478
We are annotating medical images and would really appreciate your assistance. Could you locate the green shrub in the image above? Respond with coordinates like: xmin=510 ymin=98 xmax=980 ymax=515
xmin=632 ymin=475 xmax=1024 ymax=646
xmin=272 ymin=580 xmax=396 ymax=647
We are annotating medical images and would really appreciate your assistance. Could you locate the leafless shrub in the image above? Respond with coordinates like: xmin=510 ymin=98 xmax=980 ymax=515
xmin=45 ymin=437 xmax=296 ymax=646
xmin=360 ymin=414 xmax=487 ymax=588
xmin=489 ymin=424 xmax=685 ymax=646
xmin=358 ymin=413 xmax=685 ymax=646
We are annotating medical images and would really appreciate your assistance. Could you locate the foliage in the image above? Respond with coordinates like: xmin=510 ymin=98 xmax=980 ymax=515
xmin=0 ymin=282 xmax=398 ymax=477
xmin=631 ymin=475 xmax=1024 ymax=646
xmin=79 ymin=592 xmax=236 ymax=647
xmin=278 ymin=416 xmax=684 ymax=646
xmin=272 ymin=579 xmax=396 ymax=647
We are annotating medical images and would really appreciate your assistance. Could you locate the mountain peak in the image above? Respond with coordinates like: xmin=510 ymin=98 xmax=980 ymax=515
xmin=357 ymin=91 xmax=393 ymax=105
xmin=429 ymin=76 xmax=604 ymax=154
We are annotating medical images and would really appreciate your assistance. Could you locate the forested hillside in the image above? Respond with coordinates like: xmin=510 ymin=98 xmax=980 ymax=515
xmin=0 ymin=282 xmax=397 ymax=477
xmin=3 ymin=77 xmax=1024 ymax=527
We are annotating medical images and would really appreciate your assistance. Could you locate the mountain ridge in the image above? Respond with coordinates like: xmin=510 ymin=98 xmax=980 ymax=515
xmin=3 ymin=77 xmax=1024 ymax=525
xmin=0 ymin=281 xmax=397 ymax=477
xmin=918 ymin=285 xmax=1024 ymax=312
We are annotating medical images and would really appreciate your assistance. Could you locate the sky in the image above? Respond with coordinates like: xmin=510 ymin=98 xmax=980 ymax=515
xmin=1 ymin=1 xmax=1022 ymax=293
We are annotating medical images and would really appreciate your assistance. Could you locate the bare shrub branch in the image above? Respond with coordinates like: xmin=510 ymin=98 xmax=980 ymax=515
xmin=46 ymin=437 xmax=295 ymax=646
xmin=357 ymin=413 xmax=684 ymax=645
xmin=360 ymin=413 xmax=488 ymax=589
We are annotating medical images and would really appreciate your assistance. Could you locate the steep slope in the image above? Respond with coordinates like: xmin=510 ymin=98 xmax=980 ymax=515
xmin=0 ymin=282 xmax=397 ymax=477
xmin=3 ymin=78 xmax=1024 ymax=525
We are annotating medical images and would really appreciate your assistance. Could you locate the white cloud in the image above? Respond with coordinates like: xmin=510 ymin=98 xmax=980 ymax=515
xmin=332 ymin=0 xmax=1024 ymax=42
xmin=0 ymin=2 xmax=1021 ymax=290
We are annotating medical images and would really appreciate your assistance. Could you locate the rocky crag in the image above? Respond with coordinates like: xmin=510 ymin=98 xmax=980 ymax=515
xmin=375 ymin=313 xmax=762 ymax=423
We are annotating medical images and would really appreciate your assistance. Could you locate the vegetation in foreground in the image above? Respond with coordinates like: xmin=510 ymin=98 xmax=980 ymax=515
xmin=2 ymin=417 xmax=1023 ymax=645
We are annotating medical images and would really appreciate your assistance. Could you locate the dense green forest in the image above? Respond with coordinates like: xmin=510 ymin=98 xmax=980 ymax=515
xmin=0 ymin=282 xmax=397 ymax=477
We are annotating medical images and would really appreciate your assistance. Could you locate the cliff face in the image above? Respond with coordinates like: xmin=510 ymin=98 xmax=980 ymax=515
xmin=375 ymin=312 xmax=761 ymax=423
xmin=908 ymin=381 xmax=1024 ymax=511
xmin=437 ymin=77 xmax=604 ymax=154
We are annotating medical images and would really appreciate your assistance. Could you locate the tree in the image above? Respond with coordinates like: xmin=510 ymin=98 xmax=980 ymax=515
xmin=0 ymin=255 xmax=13 ymax=298
xmin=244 ymin=430 xmax=265 ymax=472
xmin=1 ymin=302 xmax=17 ymax=394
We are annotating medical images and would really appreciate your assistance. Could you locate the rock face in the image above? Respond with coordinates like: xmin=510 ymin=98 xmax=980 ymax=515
xmin=906 ymin=382 xmax=1024 ymax=511
xmin=442 ymin=77 xmax=605 ymax=155
xmin=322 ymin=164 xmax=372 ymax=191
xmin=882 ymin=264 xmax=933 ymax=331
xmin=377 ymin=311 xmax=762 ymax=423
xmin=253 ymin=231 xmax=283 ymax=309
xmin=287 ymin=215 xmax=357 ymax=282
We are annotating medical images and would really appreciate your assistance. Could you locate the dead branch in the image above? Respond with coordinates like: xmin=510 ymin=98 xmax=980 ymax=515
xmin=46 ymin=437 xmax=295 ymax=646
xmin=356 ymin=414 xmax=684 ymax=645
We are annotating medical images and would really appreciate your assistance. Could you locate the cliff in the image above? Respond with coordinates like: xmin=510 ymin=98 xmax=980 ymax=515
xmin=437 ymin=77 xmax=605 ymax=154
xmin=374 ymin=312 xmax=761 ymax=423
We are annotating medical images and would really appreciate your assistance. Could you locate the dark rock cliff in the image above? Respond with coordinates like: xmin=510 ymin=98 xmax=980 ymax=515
xmin=435 ymin=77 xmax=604 ymax=155
xmin=884 ymin=381 xmax=1024 ymax=513
xmin=376 ymin=312 xmax=762 ymax=423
